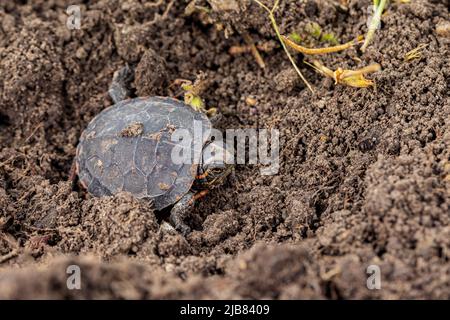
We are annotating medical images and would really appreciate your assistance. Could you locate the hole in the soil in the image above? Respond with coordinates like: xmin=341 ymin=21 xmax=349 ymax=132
xmin=313 ymin=201 xmax=327 ymax=218
xmin=435 ymin=193 xmax=445 ymax=207
xmin=210 ymin=267 xmax=225 ymax=276
xmin=49 ymin=234 xmax=62 ymax=246
xmin=309 ymin=190 xmax=331 ymax=232
xmin=323 ymin=281 xmax=343 ymax=300
xmin=364 ymin=228 xmax=387 ymax=257
xmin=408 ymin=239 xmax=417 ymax=250
xmin=363 ymin=227 xmax=377 ymax=243
xmin=49 ymin=159 xmax=69 ymax=183
xmin=295 ymin=138 xmax=307 ymax=162
xmin=437 ymin=245 xmax=444 ymax=259
xmin=127 ymin=249 xmax=137 ymax=256
xmin=156 ymin=207 xmax=171 ymax=224
xmin=0 ymin=113 xmax=10 ymax=128
xmin=427 ymin=128 xmax=437 ymax=143
xmin=375 ymin=246 xmax=387 ymax=258
xmin=155 ymin=206 xmax=201 ymax=232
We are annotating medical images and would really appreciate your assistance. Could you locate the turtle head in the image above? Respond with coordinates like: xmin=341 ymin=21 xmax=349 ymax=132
xmin=200 ymin=140 xmax=233 ymax=188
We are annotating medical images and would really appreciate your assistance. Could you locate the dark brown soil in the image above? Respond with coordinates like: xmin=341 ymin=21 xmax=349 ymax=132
xmin=0 ymin=0 xmax=449 ymax=299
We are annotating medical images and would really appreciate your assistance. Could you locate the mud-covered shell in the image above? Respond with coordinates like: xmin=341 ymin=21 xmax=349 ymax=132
xmin=75 ymin=96 xmax=212 ymax=210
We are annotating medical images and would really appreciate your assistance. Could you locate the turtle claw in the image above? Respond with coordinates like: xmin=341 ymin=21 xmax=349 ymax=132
xmin=169 ymin=191 xmax=194 ymax=236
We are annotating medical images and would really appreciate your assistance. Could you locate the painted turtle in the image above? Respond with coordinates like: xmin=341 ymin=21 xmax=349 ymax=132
xmin=75 ymin=66 xmax=232 ymax=235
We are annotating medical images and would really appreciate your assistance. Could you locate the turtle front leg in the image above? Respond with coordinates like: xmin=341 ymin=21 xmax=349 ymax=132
xmin=169 ymin=190 xmax=210 ymax=236
xmin=169 ymin=191 xmax=196 ymax=236
xmin=108 ymin=65 xmax=134 ymax=104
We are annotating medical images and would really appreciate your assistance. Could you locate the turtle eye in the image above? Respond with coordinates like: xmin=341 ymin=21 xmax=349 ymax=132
xmin=212 ymin=168 xmax=223 ymax=175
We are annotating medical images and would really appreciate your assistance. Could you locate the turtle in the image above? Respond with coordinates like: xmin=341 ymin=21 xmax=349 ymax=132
xmin=75 ymin=66 xmax=232 ymax=235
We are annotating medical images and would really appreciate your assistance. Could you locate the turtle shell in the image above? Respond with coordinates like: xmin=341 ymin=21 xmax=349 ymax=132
xmin=75 ymin=96 xmax=212 ymax=210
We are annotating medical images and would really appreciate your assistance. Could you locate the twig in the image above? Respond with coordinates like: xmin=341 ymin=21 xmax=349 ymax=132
xmin=140 ymin=0 xmax=175 ymax=27
xmin=229 ymin=43 xmax=274 ymax=55
xmin=24 ymin=124 xmax=43 ymax=143
xmin=404 ymin=44 xmax=427 ymax=62
xmin=0 ymin=249 xmax=18 ymax=264
xmin=0 ymin=233 xmax=19 ymax=264
xmin=145 ymin=0 xmax=164 ymax=8
xmin=253 ymin=0 xmax=314 ymax=93
xmin=161 ymin=0 xmax=175 ymax=20
xmin=242 ymin=32 xmax=266 ymax=69
xmin=0 ymin=156 xmax=14 ymax=169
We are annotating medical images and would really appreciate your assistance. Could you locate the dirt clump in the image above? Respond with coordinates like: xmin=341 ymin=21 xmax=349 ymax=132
xmin=134 ymin=48 xmax=170 ymax=96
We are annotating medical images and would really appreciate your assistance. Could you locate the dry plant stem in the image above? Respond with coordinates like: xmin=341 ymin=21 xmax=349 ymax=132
xmin=162 ymin=0 xmax=175 ymax=18
xmin=361 ymin=0 xmax=387 ymax=52
xmin=306 ymin=60 xmax=380 ymax=88
xmin=141 ymin=0 xmax=175 ymax=26
xmin=253 ymin=0 xmax=314 ymax=93
xmin=146 ymin=0 xmax=164 ymax=8
xmin=404 ymin=44 xmax=427 ymax=62
xmin=242 ymin=33 xmax=266 ymax=69
xmin=282 ymin=35 xmax=364 ymax=55
xmin=306 ymin=60 xmax=334 ymax=78
xmin=339 ymin=63 xmax=381 ymax=79
xmin=0 ymin=156 xmax=15 ymax=169
xmin=0 ymin=233 xmax=19 ymax=264
xmin=0 ymin=250 xmax=18 ymax=264
xmin=229 ymin=43 xmax=273 ymax=55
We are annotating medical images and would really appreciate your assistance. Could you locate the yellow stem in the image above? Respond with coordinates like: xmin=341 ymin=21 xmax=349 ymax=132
xmin=282 ymin=35 xmax=363 ymax=55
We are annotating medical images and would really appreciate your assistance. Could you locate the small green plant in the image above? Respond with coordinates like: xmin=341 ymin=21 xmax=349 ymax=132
xmin=321 ymin=33 xmax=339 ymax=45
xmin=289 ymin=32 xmax=302 ymax=44
xmin=172 ymin=73 xmax=216 ymax=116
xmin=361 ymin=0 xmax=388 ymax=52
xmin=305 ymin=22 xmax=339 ymax=45
xmin=306 ymin=22 xmax=322 ymax=39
